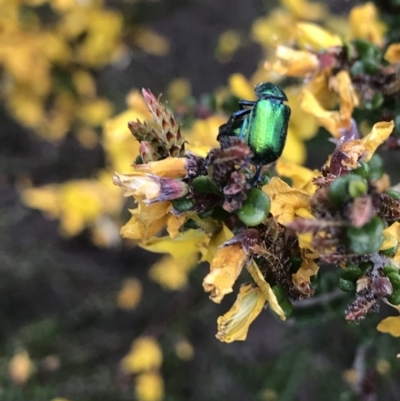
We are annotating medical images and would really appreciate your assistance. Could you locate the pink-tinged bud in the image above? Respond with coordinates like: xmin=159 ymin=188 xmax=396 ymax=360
xmin=139 ymin=142 xmax=159 ymax=163
xmin=113 ymin=172 xmax=188 ymax=203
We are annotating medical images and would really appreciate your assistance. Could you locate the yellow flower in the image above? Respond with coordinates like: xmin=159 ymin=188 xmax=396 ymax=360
xmin=349 ymin=2 xmax=386 ymax=46
xmin=117 ymin=278 xmax=142 ymax=310
xmin=384 ymin=43 xmax=400 ymax=64
xmin=133 ymin=157 xmax=189 ymax=179
xmin=262 ymin=177 xmax=311 ymax=225
xmin=203 ymin=243 xmax=248 ymax=303
xmin=228 ymin=73 xmax=256 ymax=101
xmin=291 ymin=257 xmax=320 ymax=296
xmin=120 ymin=202 xmax=170 ymax=241
xmin=280 ymin=0 xmax=327 ymax=20
xmin=377 ymin=315 xmax=400 ymax=337
xmin=9 ymin=349 xmax=34 ymax=386
xmin=134 ymin=27 xmax=170 ymax=56
xmin=121 ymin=337 xmax=162 ymax=374
xmin=135 ymin=372 xmax=164 ymax=401
xmin=216 ymin=284 xmax=267 ymax=343
xmin=296 ymin=23 xmax=342 ymax=50
xmin=174 ymin=339 xmax=195 ymax=360
xmin=340 ymin=120 xmax=394 ymax=169
xmin=215 ymin=30 xmax=241 ymax=63
xmin=149 ymin=254 xmax=198 ymax=290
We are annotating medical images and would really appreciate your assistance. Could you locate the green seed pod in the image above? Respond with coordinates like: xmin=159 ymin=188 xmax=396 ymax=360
xmin=385 ymin=190 xmax=400 ymax=201
xmin=211 ymin=206 xmax=232 ymax=221
xmin=386 ymin=272 xmax=400 ymax=289
xmin=388 ymin=289 xmax=400 ymax=305
xmin=383 ymin=265 xmax=400 ymax=276
xmin=172 ymin=196 xmax=195 ymax=213
xmin=339 ymin=278 xmax=356 ymax=292
xmin=192 ymin=176 xmax=221 ymax=195
xmin=237 ymin=188 xmax=270 ymax=226
xmin=352 ymin=160 xmax=370 ymax=179
xmin=346 ymin=217 xmax=384 ymax=254
xmin=348 ymin=179 xmax=368 ymax=198
xmin=329 ymin=175 xmax=352 ymax=205
xmin=365 ymin=93 xmax=383 ymax=110
xmin=340 ymin=266 xmax=363 ymax=282
xmin=272 ymin=284 xmax=293 ymax=317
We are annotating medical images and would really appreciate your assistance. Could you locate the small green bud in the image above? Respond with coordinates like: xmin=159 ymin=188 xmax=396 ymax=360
xmin=192 ymin=176 xmax=221 ymax=195
xmin=172 ymin=196 xmax=195 ymax=213
xmin=348 ymin=179 xmax=368 ymax=198
xmin=364 ymin=93 xmax=383 ymax=110
xmin=237 ymin=188 xmax=270 ymax=226
xmin=272 ymin=284 xmax=293 ymax=317
xmin=346 ymin=217 xmax=384 ymax=254
xmin=339 ymin=278 xmax=356 ymax=292
xmin=368 ymin=154 xmax=384 ymax=180
xmin=383 ymin=265 xmax=400 ymax=276
xmin=352 ymin=160 xmax=370 ymax=179
xmin=329 ymin=175 xmax=352 ymax=205
xmin=340 ymin=266 xmax=363 ymax=282
xmin=388 ymin=289 xmax=400 ymax=305
xmin=386 ymin=272 xmax=400 ymax=290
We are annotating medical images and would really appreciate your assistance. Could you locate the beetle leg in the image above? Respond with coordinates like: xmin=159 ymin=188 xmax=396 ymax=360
xmin=238 ymin=100 xmax=256 ymax=110
xmin=229 ymin=108 xmax=251 ymax=121
xmin=251 ymin=165 xmax=264 ymax=184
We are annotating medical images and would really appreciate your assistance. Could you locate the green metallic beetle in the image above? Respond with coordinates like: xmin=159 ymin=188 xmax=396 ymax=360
xmin=217 ymin=82 xmax=291 ymax=167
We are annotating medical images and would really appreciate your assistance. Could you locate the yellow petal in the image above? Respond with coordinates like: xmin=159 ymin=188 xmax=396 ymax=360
xmin=149 ymin=254 xmax=197 ymax=290
xmin=203 ymin=243 xmax=248 ymax=303
xmin=216 ymin=284 xmax=267 ymax=343
xmin=281 ymin=0 xmax=327 ymax=20
xmin=262 ymin=177 xmax=311 ymax=225
xmin=296 ymin=23 xmax=342 ymax=50
xmin=117 ymin=278 xmax=142 ymax=310
xmin=113 ymin=172 xmax=161 ymax=201
xmin=276 ymin=159 xmax=318 ymax=193
xmin=349 ymin=2 xmax=386 ymax=45
xmin=377 ymin=316 xmax=400 ymax=337
xmin=267 ymin=46 xmax=319 ymax=77
xmin=121 ymin=337 xmax=162 ymax=374
xmin=381 ymin=222 xmax=400 ymax=251
xmin=246 ymin=261 xmax=286 ymax=320
xmin=135 ymin=27 xmax=170 ymax=56
xmin=340 ymin=121 xmax=395 ymax=169
xmin=292 ymin=258 xmax=319 ymax=296
xmin=120 ymin=202 xmax=170 ymax=241
xmin=166 ymin=213 xmax=186 ymax=238
xmin=228 ymin=73 xmax=256 ymax=100
xmin=142 ymin=229 xmax=209 ymax=260
xmin=206 ymin=224 xmax=235 ymax=263
xmin=134 ymin=157 xmax=188 ymax=178
xmin=300 ymin=89 xmax=346 ymax=138
xmin=281 ymin=127 xmax=306 ymax=165
xmin=384 ymin=43 xmax=400 ymax=64
xmin=166 ymin=78 xmax=192 ymax=103
xmin=135 ymin=372 xmax=164 ymax=401
xmin=9 ymin=350 xmax=34 ymax=386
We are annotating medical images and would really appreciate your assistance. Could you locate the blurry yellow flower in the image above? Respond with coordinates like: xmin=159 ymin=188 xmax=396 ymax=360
xmin=267 ymin=46 xmax=319 ymax=77
xmin=134 ymin=27 xmax=170 ymax=56
xmin=117 ymin=278 xmax=142 ymax=310
xmin=229 ymin=73 xmax=256 ymax=100
xmin=9 ymin=349 xmax=34 ymax=386
xmin=135 ymin=372 xmax=164 ymax=401
xmin=296 ymin=23 xmax=342 ymax=50
xmin=166 ymin=78 xmax=192 ymax=103
xmin=72 ymin=70 xmax=97 ymax=97
xmin=185 ymin=116 xmax=224 ymax=156
xmin=216 ymin=284 xmax=267 ymax=343
xmin=262 ymin=177 xmax=311 ymax=225
xmin=78 ymin=98 xmax=113 ymax=126
xmin=215 ymin=30 xmax=241 ymax=63
xmin=174 ymin=339 xmax=194 ymax=360
xmin=384 ymin=43 xmax=400 ymax=64
xmin=377 ymin=315 xmax=400 ymax=337
xmin=121 ymin=202 xmax=170 ymax=241
xmin=149 ymin=254 xmax=198 ymax=290
xmin=340 ymin=120 xmax=394 ymax=169
xmin=280 ymin=0 xmax=326 ymax=20
xmin=281 ymin=128 xmax=306 ymax=165
xmin=203 ymin=243 xmax=248 ymax=303
xmin=349 ymin=2 xmax=386 ymax=45
xmin=121 ymin=337 xmax=163 ymax=374
xmin=381 ymin=222 xmax=400 ymax=254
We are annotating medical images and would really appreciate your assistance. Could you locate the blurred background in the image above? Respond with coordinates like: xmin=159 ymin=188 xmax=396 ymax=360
xmin=1 ymin=0 xmax=400 ymax=400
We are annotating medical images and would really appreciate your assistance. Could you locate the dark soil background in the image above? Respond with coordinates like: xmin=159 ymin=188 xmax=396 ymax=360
xmin=1 ymin=1 xmax=400 ymax=400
